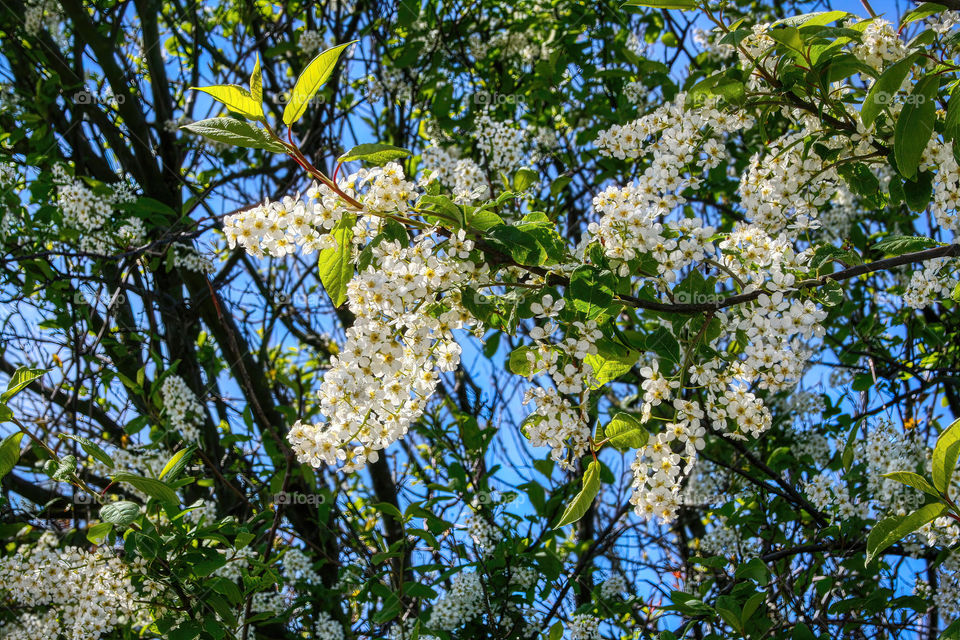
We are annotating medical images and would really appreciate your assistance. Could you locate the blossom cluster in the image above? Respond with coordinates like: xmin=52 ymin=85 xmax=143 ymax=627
xmin=419 ymin=144 xmax=490 ymax=204
xmin=0 ymin=532 xmax=146 ymax=640
xmin=288 ymin=233 xmax=482 ymax=471
xmin=160 ymin=374 xmax=205 ymax=442
xmin=428 ymin=571 xmax=484 ymax=630
xmin=52 ymin=166 xmax=141 ymax=254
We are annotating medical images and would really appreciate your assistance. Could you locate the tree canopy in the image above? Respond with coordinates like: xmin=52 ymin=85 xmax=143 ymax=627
xmin=2 ymin=0 xmax=960 ymax=639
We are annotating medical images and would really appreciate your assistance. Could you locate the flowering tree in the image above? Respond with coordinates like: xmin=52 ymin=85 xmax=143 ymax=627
xmin=2 ymin=0 xmax=960 ymax=638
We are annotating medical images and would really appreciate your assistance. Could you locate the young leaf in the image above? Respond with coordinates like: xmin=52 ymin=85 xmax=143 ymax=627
xmin=0 ymin=431 xmax=24 ymax=482
xmin=861 ymin=53 xmax=918 ymax=128
xmin=283 ymin=41 xmax=356 ymax=125
xmin=317 ymin=213 xmax=356 ymax=307
xmin=181 ymin=118 xmax=287 ymax=153
xmin=872 ymin=235 xmax=939 ymax=257
xmin=894 ymin=74 xmax=940 ymax=180
xmin=159 ymin=446 xmax=196 ymax=481
xmin=113 ymin=472 xmax=179 ymax=506
xmin=190 ymin=84 xmax=264 ymax=120
xmin=584 ymin=339 xmax=639 ymax=388
xmin=58 ymin=434 xmax=114 ymax=468
xmin=882 ymin=471 xmax=940 ymax=497
xmin=100 ymin=501 xmax=141 ymax=527
xmin=250 ymin=54 xmax=263 ymax=106
xmin=513 ymin=167 xmax=539 ymax=192
xmin=86 ymin=521 xmax=113 ymax=544
xmin=866 ymin=502 xmax=947 ymax=564
xmin=604 ymin=412 xmax=649 ymax=451
xmin=554 ymin=460 xmax=601 ymax=528
xmin=338 ymin=143 xmax=412 ymax=165
xmin=2 ymin=367 xmax=47 ymax=403
xmin=933 ymin=417 xmax=960 ymax=493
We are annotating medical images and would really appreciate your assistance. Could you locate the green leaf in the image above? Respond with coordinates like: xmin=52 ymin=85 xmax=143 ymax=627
xmin=554 ymin=460 xmax=601 ymax=528
xmin=835 ymin=162 xmax=882 ymax=206
xmin=113 ymin=472 xmax=179 ymax=507
xmin=945 ymin=90 xmax=960 ymax=142
xmin=568 ymin=265 xmax=614 ymax=318
xmin=604 ymin=412 xmax=648 ymax=451
xmin=508 ymin=346 xmax=541 ymax=377
xmin=940 ymin=618 xmax=960 ymax=640
xmin=645 ymin=326 xmax=682 ymax=364
xmin=883 ymin=471 xmax=941 ymax=497
xmin=181 ymin=118 xmax=287 ymax=153
xmin=0 ymin=432 xmax=24 ymax=481
xmin=872 ymin=235 xmax=939 ymax=257
xmin=513 ymin=168 xmax=538 ymax=192
xmin=86 ymin=522 xmax=113 ymax=544
xmin=866 ymin=502 xmax=947 ymax=564
xmin=861 ymin=53 xmax=918 ymax=128
xmin=100 ymin=501 xmax=141 ymax=527
xmin=933 ymin=417 xmax=960 ymax=493
xmin=584 ymin=339 xmax=639 ymax=388
xmin=902 ymin=3 xmax=948 ymax=24
xmin=486 ymin=224 xmax=546 ymax=265
xmin=338 ymin=143 xmax=412 ymax=165
xmin=548 ymin=622 xmax=563 ymax=640
xmin=2 ymin=367 xmax=47 ymax=403
xmin=190 ymin=84 xmax=264 ymax=120
xmin=283 ymin=41 xmax=356 ymax=125
xmin=894 ymin=74 xmax=940 ymax=180
xmin=159 ymin=446 xmax=196 ymax=481
xmin=419 ymin=194 xmax=465 ymax=228
xmin=903 ymin=171 xmax=934 ymax=211
xmin=250 ymin=54 xmax=263 ymax=106
xmin=317 ymin=214 xmax=355 ymax=307
xmin=51 ymin=455 xmax=76 ymax=482
xmin=58 ymin=434 xmax=114 ymax=468
xmin=685 ymin=70 xmax=745 ymax=108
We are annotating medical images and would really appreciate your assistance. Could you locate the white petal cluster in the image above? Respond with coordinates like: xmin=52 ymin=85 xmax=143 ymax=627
xmin=568 ymin=613 xmax=600 ymax=640
xmin=313 ymin=611 xmax=345 ymax=640
xmin=474 ymin=109 xmax=527 ymax=171
xmin=428 ymin=571 xmax=484 ymax=630
xmin=24 ymin=0 xmax=62 ymax=38
xmin=600 ymin=574 xmax=627 ymax=599
xmin=860 ymin=419 xmax=926 ymax=516
xmin=853 ymin=19 xmax=909 ymax=70
xmin=466 ymin=511 xmax=496 ymax=552
xmin=594 ymin=92 xmax=747 ymax=168
xmin=903 ymin=257 xmax=958 ymax=309
xmin=299 ymin=30 xmax=326 ymax=55
xmin=0 ymin=533 xmax=143 ymax=640
xmin=53 ymin=165 xmax=142 ymax=254
xmin=288 ymin=233 xmax=481 ymax=471
xmin=358 ymin=162 xmax=417 ymax=213
xmin=171 ymin=242 xmax=215 ymax=273
xmin=522 ymin=387 xmax=590 ymax=469
xmin=738 ymin=124 xmax=859 ymax=234
xmin=419 ymin=144 xmax=490 ymax=204
xmin=223 ymin=183 xmax=349 ymax=258
xmin=160 ymin=374 xmax=205 ymax=442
